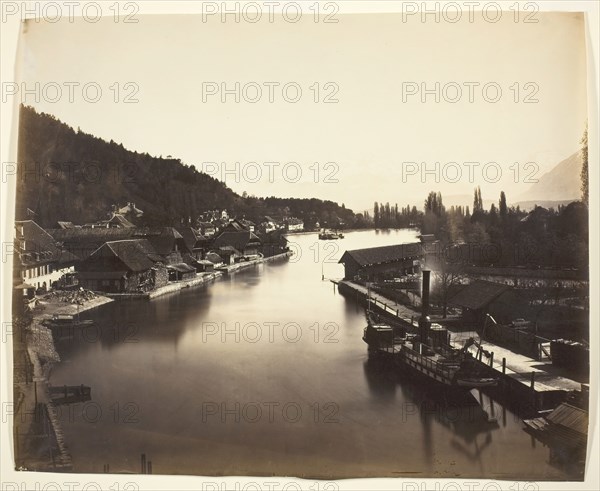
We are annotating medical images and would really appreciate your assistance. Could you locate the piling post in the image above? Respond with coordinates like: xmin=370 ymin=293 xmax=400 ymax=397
xmin=530 ymin=371 xmax=535 ymax=390
xmin=489 ymin=352 xmax=494 ymax=367
xmin=34 ymin=382 xmax=37 ymax=405
xmin=141 ymin=453 xmax=146 ymax=474
xmin=147 ymin=461 xmax=153 ymax=474
xmin=502 ymin=357 xmax=506 ymax=374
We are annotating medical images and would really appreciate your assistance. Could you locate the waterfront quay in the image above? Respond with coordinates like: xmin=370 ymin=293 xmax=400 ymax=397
xmin=333 ymin=275 xmax=585 ymax=415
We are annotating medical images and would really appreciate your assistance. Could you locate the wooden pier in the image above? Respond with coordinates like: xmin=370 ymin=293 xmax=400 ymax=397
xmin=49 ymin=384 xmax=92 ymax=405
xmin=334 ymin=279 xmax=421 ymax=326
xmin=334 ymin=279 xmax=584 ymax=414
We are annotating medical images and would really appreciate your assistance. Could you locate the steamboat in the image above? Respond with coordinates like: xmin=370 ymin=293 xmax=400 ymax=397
xmin=363 ymin=270 xmax=498 ymax=390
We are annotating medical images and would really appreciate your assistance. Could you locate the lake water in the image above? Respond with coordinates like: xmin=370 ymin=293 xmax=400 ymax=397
xmin=51 ymin=229 xmax=569 ymax=479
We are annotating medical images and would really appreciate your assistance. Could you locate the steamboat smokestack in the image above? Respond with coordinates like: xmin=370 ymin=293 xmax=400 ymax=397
xmin=419 ymin=270 xmax=431 ymax=342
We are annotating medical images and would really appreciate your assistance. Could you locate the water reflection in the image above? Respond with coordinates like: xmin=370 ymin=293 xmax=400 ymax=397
xmin=49 ymin=230 xmax=568 ymax=479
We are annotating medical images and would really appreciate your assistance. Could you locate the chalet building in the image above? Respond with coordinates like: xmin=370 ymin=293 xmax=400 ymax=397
xmin=212 ymin=231 xmax=262 ymax=258
xmin=257 ymin=229 xmax=289 ymax=257
xmin=222 ymin=218 xmax=255 ymax=233
xmin=49 ymin=227 xmax=191 ymax=264
xmin=338 ymin=243 xmax=424 ymax=281
xmin=176 ymin=227 xmax=209 ymax=262
xmin=118 ymin=202 xmax=144 ymax=218
xmin=214 ymin=245 xmax=241 ymax=265
xmin=198 ymin=222 xmax=216 ymax=238
xmin=259 ymin=216 xmax=284 ymax=233
xmin=83 ymin=214 xmax=135 ymax=229
xmin=78 ymin=239 xmax=168 ymax=293
xmin=285 ymin=217 xmax=304 ymax=232
xmin=14 ymin=221 xmax=78 ymax=292
xmin=239 ymin=219 xmax=255 ymax=232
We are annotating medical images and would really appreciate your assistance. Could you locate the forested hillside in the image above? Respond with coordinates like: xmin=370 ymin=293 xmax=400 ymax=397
xmin=16 ymin=105 xmax=358 ymax=228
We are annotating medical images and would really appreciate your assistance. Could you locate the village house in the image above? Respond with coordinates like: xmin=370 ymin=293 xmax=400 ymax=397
xmin=14 ymin=221 xmax=78 ymax=293
xmin=78 ymin=239 xmax=167 ymax=293
xmin=118 ymin=202 xmax=144 ymax=219
xmin=212 ymin=230 xmax=262 ymax=259
xmin=48 ymin=227 xmax=191 ymax=263
xmin=83 ymin=213 xmax=135 ymax=229
xmin=257 ymin=229 xmax=289 ymax=258
xmin=198 ymin=222 xmax=216 ymax=238
xmin=222 ymin=218 xmax=256 ymax=233
xmin=285 ymin=217 xmax=304 ymax=232
xmin=175 ymin=227 xmax=209 ymax=268
xmin=214 ymin=245 xmax=242 ymax=265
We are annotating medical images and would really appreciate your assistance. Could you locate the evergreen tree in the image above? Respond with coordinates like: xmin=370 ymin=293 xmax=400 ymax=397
xmin=499 ymin=191 xmax=507 ymax=219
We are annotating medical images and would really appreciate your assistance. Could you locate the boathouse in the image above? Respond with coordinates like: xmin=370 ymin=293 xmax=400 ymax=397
xmin=338 ymin=242 xmax=424 ymax=281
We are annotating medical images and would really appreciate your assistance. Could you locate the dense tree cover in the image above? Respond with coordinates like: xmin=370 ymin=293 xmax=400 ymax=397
xmin=419 ymin=187 xmax=588 ymax=270
xmin=15 ymin=106 xmax=362 ymax=229
xmin=373 ymin=201 xmax=420 ymax=229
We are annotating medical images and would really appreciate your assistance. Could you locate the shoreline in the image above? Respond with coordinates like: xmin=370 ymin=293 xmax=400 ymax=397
xmin=103 ymin=251 xmax=293 ymax=300
xmin=14 ymin=251 xmax=292 ymax=471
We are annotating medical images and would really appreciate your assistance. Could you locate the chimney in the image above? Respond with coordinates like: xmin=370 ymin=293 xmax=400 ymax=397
xmin=419 ymin=270 xmax=431 ymax=343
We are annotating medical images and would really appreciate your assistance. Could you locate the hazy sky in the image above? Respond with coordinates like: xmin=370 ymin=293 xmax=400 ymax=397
xmin=15 ymin=10 xmax=588 ymax=213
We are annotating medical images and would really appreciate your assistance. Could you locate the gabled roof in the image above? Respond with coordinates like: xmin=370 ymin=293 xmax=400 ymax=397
xmin=105 ymin=214 xmax=135 ymax=228
xmin=212 ymin=231 xmax=262 ymax=250
xmin=205 ymin=252 xmax=223 ymax=264
xmin=216 ymin=245 xmax=242 ymax=256
xmin=167 ymin=262 xmax=196 ymax=273
xmin=15 ymin=220 xmax=78 ymax=265
xmin=88 ymin=239 xmax=156 ymax=272
xmin=339 ymin=243 xmax=423 ymax=268
xmin=524 ymin=403 xmax=588 ymax=449
xmin=175 ymin=227 xmax=207 ymax=251
xmin=449 ymin=280 xmax=511 ymax=310
xmin=547 ymin=403 xmax=588 ymax=435
xmin=49 ymin=227 xmax=188 ymax=258
xmin=224 ymin=220 xmax=246 ymax=231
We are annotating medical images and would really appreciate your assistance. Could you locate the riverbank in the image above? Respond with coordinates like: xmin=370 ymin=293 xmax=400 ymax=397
xmin=14 ymin=289 xmax=113 ymax=471
xmin=104 ymin=251 xmax=293 ymax=300
xmin=13 ymin=252 xmax=293 ymax=470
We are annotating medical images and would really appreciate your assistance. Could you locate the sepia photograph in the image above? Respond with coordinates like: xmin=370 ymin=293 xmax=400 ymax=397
xmin=1 ymin=1 xmax=598 ymax=489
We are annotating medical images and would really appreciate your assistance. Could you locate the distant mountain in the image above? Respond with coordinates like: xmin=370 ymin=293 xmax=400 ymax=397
xmin=15 ymin=106 xmax=356 ymax=228
xmin=518 ymin=151 xmax=582 ymax=203
xmin=511 ymin=200 xmax=577 ymax=212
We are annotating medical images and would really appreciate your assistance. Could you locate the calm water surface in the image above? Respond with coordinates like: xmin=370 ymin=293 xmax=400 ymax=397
xmin=51 ymin=230 xmax=568 ymax=479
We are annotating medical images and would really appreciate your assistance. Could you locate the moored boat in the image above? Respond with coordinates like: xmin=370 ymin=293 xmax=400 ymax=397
xmin=318 ymin=230 xmax=344 ymax=240
xmin=362 ymin=271 xmax=498 ymax=390
xmin=42 ymin=313 xmax=95 ymax=329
